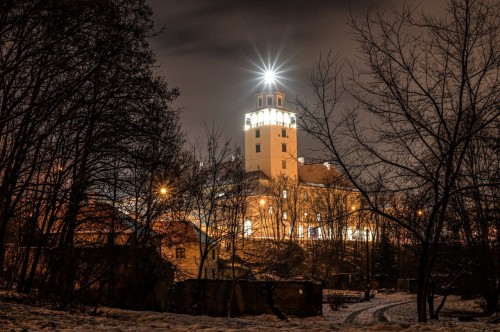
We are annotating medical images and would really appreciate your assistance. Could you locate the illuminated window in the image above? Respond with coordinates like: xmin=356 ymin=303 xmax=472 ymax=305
xmin=282 ymin=128 xmax=286 ymax=137
xmin=268 ymin=206 xmax=273 ymax=215
xmin=309 ymin=227 xmax=317 ymax=239
xmin=283 ymin=190 xmax=287 ymax=198
xmin=282 ymin=143 xmax=286 ymax=152
xmin=255 ymin=129 xmax=260 ymax=138
xmin=283 ymin=212 xmax=287 ymax=220
xmin=298 ymin=225 xmax=304 ymax=238
xmin=256 ymin=144 xmax=260 ymax=153
xmin=282 ymin=160 xmax=286 ymax=169
xmin=244 ymin=220 xmax=252 ymax=236
xmin=316 ymin=213 xmax=321 ymax=221
xmin=175 ymin=247 xmax=185 ymax=259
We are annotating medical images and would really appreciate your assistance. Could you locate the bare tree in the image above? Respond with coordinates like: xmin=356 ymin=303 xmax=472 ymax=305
xmin=0 ymin=0 xmax=183 ymax=306
xmin=190 ymin=125 xmax=236 ymax=280
xmin=296 ymin=0 xmax=499 ymax=322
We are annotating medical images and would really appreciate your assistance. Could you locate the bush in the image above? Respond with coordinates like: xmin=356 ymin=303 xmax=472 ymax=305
xmin=326 ymin=293 xmax=348 ymax=311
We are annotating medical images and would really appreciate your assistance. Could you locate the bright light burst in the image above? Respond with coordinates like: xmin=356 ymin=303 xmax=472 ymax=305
xmin=236 ymin=36 xmax=300 ymax=102
xmin=257 ymin=61 xmax=285 ymax=91
xmin=264 ymin=70 xmax=276 ymax=85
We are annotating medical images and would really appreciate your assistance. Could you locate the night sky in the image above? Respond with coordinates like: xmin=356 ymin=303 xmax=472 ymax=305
xmin=147 ymin=0 xmax=447 ymax=154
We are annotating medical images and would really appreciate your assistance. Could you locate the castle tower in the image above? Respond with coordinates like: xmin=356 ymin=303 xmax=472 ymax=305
xmin=244 ymin=90 xmax=298 ymax=179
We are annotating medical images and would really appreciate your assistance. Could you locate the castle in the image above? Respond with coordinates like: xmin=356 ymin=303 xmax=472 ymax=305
xmin=241 ymin=88 xmax=365 ymax=242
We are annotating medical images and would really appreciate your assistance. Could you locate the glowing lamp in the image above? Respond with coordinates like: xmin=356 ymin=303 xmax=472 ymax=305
xmin=159 ymin=187 xmax=168 ymax=195
xmin=264 ymin=70 xmax=275 ymax=85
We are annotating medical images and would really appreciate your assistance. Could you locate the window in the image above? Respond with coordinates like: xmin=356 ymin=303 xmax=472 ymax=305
xmin=282 ymin=160 xmax=286 ymax=169
xmin=298 ymin=225 xmax=304 ymax=238
xmin=175 ymin=247 xmax=185 ymax=259
xmin=211 ymin=249 xmax=216 ymax=260
xmin=309 ymin=227 xmax=317 ymax=239
xmin=268 ymin=206 xmax=273 ymax=215
xmin=283 ymin=212 xmax=287 ymax=220
xmin=282 ymin=190 xmax=287 ymax=198
xmin=289 ymin=226 xmax=294 ymax=236
xmin=267 ymin=96 xmax=273 ymax=106
xmin=316 ymin=213 xmax=321 ymax=221
xmin=281 ymin=128 xmax=286 ymax=137
xmin=255 ymin=129 xmax=260 ymax=138
xmin=277 ymin=97 xmax=282 ymax=107
xmin=244 ymin=220 xmax=252 ymax=236
xmin=258 ymin=97 xmax=263 ymax=107
xmin=282 ymin=143 xmax=286 ymax=152
xmin=256 ymin=144 xmax=260 ymax=153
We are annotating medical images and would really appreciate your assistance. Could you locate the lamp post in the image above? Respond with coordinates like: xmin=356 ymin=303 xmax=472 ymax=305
xmin=365 ymin=228 xmax=371 ymax=301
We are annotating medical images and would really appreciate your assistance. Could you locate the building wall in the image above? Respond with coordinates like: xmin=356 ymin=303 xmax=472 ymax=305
xmin=241 ymin=178 xmax=362 ymax=242
xmin=162 ymin=243 xmax=219 ymax=280
xmin=244 ymin=125 xmax=298 ymax=179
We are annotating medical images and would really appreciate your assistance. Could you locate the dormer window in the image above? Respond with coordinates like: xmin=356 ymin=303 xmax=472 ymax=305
xmin=277 ymin=97 xmax=282 ymax=107
xmin=258 ymin=97 xmax=263 ymax=107
xmin=267 ymin=96 xmax=273 ymax=106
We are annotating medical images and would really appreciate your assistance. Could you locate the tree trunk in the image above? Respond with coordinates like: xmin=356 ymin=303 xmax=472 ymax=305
xmin=416 ymin=243 xmax=429 ymax=322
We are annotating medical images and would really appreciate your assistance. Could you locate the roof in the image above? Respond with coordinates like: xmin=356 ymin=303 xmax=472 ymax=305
xmin=244 ymin=170 xmax=270 ymax=181
xmin=298 ymin=162 xmax=351 ymax=187
xmin=159 ymin=220 xmax=212 ymax=245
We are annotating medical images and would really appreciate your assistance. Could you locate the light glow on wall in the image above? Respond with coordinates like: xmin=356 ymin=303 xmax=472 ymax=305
xmin=244 ymin=109 xmax=297 ymax=130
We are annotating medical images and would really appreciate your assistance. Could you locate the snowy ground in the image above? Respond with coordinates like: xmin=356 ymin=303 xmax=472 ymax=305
xmin=0 ymin=291 xmax=498 ymax=331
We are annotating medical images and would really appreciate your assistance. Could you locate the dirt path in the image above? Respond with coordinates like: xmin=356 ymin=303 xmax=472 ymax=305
xmin=344 ymin=299 xmax=413 ymax=324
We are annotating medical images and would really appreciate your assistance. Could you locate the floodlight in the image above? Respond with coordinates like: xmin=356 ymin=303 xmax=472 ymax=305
xmin=264 ymin=70 xmax=275 ymax=85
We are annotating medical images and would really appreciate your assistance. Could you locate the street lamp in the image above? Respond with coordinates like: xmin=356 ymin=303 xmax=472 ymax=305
xmin=159 ymin=187 xmax=168 ymax=196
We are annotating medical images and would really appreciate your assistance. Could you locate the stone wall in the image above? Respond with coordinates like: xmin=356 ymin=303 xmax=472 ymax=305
xmin=167 ymin=279 xmax=322 ymax=317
